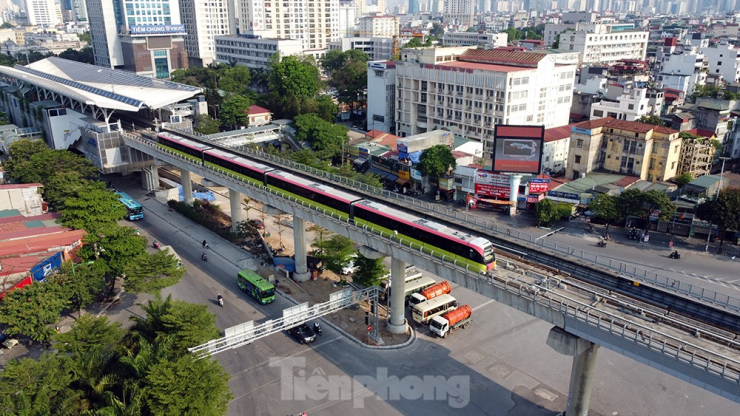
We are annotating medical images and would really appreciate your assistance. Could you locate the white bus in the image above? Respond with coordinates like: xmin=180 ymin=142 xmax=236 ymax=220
xmin=412 ymin=294 xmax=458 ymax=325
xmin=392 ymin=275 xmax=436 ymax=306
xmin=381 ymin=272 xmax=424 ymax=294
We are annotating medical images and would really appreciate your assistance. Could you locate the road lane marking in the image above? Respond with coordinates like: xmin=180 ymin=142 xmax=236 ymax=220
xmin=472 ymin=299 xmax=495 ymax=312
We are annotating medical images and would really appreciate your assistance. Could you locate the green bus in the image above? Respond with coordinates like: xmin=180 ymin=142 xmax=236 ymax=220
xmin=237 ymin=270 xmax=276 ymax=304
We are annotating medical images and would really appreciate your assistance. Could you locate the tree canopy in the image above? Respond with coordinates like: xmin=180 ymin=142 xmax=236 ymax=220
xmin=194 ymin=114 xmax=221 ymax=134
xmin=616 ymin=188 xmax=676 ymax=226
xmin=218 ymin=94 xmax=251 ymax=129
xmin=60 ymin=181 xmax=127 ymax=234
xmin=636 ymin=115 xmax=665 ymax=126
xmin=352 ymin=255 xmax=387 ymax=287
xmin=417 ymin=144 xmax=456 ymax=179
xmin=588 ymin=194 xmax=619 ymax=224
xmin=0 ymin=281 xmax=68 ymax=342
xmin=674 ymin=172 xmax=693 ymax=188
xmin=123 ymin=250 xmax=186 ymax=294
xmin=294 ymin=113 xmax=348 ymax=160
xmin=268 ymin=55 xmax=321 ymax=99
xmin=311 ymin=234 xmax=356 ymax=275
xmin=695 ymin=187 xmax=740 ymax=253
xmin=58 ymin=46 xmax=94 ymax=64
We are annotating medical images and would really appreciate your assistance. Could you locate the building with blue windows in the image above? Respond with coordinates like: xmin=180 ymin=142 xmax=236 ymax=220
xmin=87 ymin=0 xmax=188 ymax=78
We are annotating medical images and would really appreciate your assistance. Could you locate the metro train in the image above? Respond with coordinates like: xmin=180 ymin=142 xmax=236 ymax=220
xmin=155 ymin=131 xmax=496 ymax=272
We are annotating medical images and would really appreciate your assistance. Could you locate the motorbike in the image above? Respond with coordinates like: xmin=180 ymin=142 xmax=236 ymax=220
xmin=153 ymin=241 xmax=160 ymax=249
xmin=202 ymin=252 xmax=208 ymax=262
xmin=217 ymin=296 xmax=224 ymax=307
xmin=597 ymin=240 xmax=607 ymax=247
xmin=669 ymin=251 xmax=681 ymax=259
xmin=314 ymin=323 xmax=322 ymax=336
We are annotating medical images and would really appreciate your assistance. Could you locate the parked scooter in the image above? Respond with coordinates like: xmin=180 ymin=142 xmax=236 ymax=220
xmin=669 ymin=250 xmax=681 ymax=259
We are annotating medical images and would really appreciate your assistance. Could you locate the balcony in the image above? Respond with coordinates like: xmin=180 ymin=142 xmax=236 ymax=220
xmin=416 ymin=116 xmax=428 ymax=129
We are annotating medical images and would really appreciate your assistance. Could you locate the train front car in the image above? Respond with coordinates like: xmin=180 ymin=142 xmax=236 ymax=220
xmin=203 ymin=148 xmax=273 ymax=187
xmin=353 ymin=200 xmax=492 ymax=273
xmin=156 ymin=132 xmax=212 ymax=162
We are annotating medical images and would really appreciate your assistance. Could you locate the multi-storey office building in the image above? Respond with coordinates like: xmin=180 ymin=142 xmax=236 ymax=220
xmin=87 ymin=0 xmax=188 ymax=77
xmin=215 ymin=35 xmax=303 ymax=69
xmin=180 ymin=0 xmax=233 ymax=66
xmin=393 ymin=48 xmax=575 ymax=170
xmin=557 ymin=22 xmax=648 ymax=65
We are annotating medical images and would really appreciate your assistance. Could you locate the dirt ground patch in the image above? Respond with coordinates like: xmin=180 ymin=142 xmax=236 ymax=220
xmin=255 ymin=265 xmax=411 ymax=346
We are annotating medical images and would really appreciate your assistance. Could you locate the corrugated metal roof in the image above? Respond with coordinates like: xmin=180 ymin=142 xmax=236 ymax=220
xmin=458 ymin=49 xmax=546 ymax=67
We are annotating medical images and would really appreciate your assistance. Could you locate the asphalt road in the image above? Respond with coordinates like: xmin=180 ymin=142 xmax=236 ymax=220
xmin=121 ymin=187 xmax=740 ymax=416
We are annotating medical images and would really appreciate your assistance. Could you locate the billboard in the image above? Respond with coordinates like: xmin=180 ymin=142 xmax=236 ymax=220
xmin=130 ymin=24 xmax=187 ymax=36
xmin=475 ymin=183 xmax=509 ymax=198
xmin=492 ymin=125 xmax=544 ymax=174
xmin=528 ymin=178 xmax=549 ymax=194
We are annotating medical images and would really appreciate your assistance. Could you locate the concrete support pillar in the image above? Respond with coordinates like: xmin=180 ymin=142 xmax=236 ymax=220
xmin=386 ymin=257 xmax=407 ymax=334
xmin=141 ymin=166 xmax=157 ymax=191
xmin=292 ymin=216 xmax=310 ymax=282
xmin=545 ymin=327 xmax=600 ymax=416
xmin=566 ymin=342 xmax=600 ymax=416
xmin=229 ymin=188 xmax=243 ymax=233
xmin=181 ymin=169 xmax=194 ymax=204
xmin=508 ymin=174 xmax=522 ymax=216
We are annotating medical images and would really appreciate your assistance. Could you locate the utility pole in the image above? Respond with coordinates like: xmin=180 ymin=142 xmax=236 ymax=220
xmin=705 ymin=156 xmax=730 ymax=253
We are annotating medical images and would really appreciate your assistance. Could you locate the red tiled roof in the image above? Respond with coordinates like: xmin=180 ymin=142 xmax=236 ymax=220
xmin=246 ymin=105 xmax=270 ymax=115
xmin=0 ymin=183 xmax=42 ymax=190
xmin=544 ymin=125 xmax=572 ymax=142
xmin=685 ymin=129 xmax=716 ymax=138
xmin=615 ymin=176 xmax=640 ymax=187
xmin=457 ymin=49 xmax=546 ymax=67
xmin=572 ymin=117 xmax=678 ymax=135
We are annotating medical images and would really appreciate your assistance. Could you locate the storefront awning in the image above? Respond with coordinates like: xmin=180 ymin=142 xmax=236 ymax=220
xmin=386 ymin=174 xmax=398 ymax=182
xmin=353 ymin=158 xmax=368 ymax=165
xmin=478 ymin=198 xmax=512 ymax=205
xmin=395 ymin=178 xmax=409 ymax=186
xmin=369 ymin=167 xmax=385 ymax=176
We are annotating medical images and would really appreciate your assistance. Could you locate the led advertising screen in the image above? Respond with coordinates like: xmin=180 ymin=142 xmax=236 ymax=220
xmin=492 ymin=125 xmax=545 ymax=174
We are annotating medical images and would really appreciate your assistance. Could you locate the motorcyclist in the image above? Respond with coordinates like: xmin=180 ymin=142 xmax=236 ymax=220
xmin=217 ymin=294 xmax=223 ymax=306
xmin=202 ymin=251 xmax=208 ymax=261
xmin=203 ymin=239 xmax=208 ymax=248
xmin=314 ymin=322 xmax=322 ymax=336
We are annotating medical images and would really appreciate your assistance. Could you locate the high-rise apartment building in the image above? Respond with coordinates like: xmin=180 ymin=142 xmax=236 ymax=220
xmin=238 ymin=0 xmax=339 ymax=51
xmin=87 ymin=0 xmax=188 ymax=77
xmin=25 ymin=0 xmax=61 ymax=26
xmin=408 ymin=0 xmax=420 ymax=14
xmin=393 ymin=47 xmax=575 ymax=169
xmin=357 ymin=15 xmax=398 ymax=38
xmin=338 ymin=1 xmax=356 ymax=38
xmin=180 ymin=0 xmax=234 ymax=66
xmin=444 ymin=0 xmax=474 ymax=28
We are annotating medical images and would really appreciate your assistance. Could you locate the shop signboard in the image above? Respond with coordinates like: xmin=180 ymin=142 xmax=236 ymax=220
xmin=528 ymin=178 xmax=549 ymax=193
xmin=475 ymin=183 xmax=510 ymax=198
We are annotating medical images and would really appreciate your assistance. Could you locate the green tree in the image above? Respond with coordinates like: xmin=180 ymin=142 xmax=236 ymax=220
xmin=53 ymin=315 xmax=125 ymax=356
xmin=294 ymin=113 xmax=348 ymax=160
xmin=58 ymin=46 xmax=94 ymax=64
xmin=551 ymin=33 xmax=560 ymax=49
xmin=42 ymin=170 xmax=95 ymax=211
xmin=0 ymin=282 xmax=68 ymax=342
xmin=320 ymin=49 xmax=346 ymax=74
xmin=535 ymin=198 xmax=558 ymax=227
xmin=194 ymin=114 xmax=221 ymax=134
xmin=77 ymin=228 xmax=148 ymax=292
xmin=129 ymin=295 xmax=221 ymax=354
xmin=60 ymin=181 xmax=126 ymax=233
xmin=78 ymin=31 xmax=91 ymax=43
xmin=695 ymin=188 xmax=740 ymax=253
xmin=588 ymin=194 xmax=619 ymax=227
xmin=352 ymin=255 xmax=387 ymax=287
xmin=268 ymin=55 xmax=320 ymax=99
xmin=218 ymin=94 xmax=251 ymax=129
xmin=404 ymin=37 xmax=426 ymax=48
xmin=636 ymin=115 xmax=665 ymax=126
xmin=55 ymin=262 xmax=106 ymax=317
xmin=123 ymin=250 xmax=186 ymax=294
xmin=328 ymin=51 xmax=369 ymax=106
xmin=674 ymin=172 xmax=693 ymax=188
xmin=314 ymin=94 xmax=339 ymax=122
xmin=0 ymin=354 xmax=79 ymax=415
xmin=143 ymin=353 xmax=232 ymax=416
xmin=312 ymin=234 xmax=356 ymax=274
xmin=218 ymin=65 xmax=251 ymax=96
xmin=8 ymin=146 xmax=98 ymax=184
xmin=0 ymin=21 xmax=14 ymax=29
xmin=3 ymin=139 xmax=49 ymax=181
xmin=617 ymin=188 xmax=676 ymax=229
xmin=417 ymin=144 xmax=456 ymax=180
xmin=430 ymin=22 xmax=445 ymax=38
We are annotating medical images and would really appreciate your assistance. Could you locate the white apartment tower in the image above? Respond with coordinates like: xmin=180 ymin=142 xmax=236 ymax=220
xmin=238 ymin=0 xmax=339 ymax=51
xmin=394 ymin=48 xmax=576 ymax=167
xmin=25 ymin=0 xmax=61 ymax=26
xmin=443 ymin=0 xmax=474 ymax=28
xmin=357 ymin=15 xmax=399 ymax=38
xmin=180 ymin=0 xmax=235 ymax=66
xmin=701 ymin=44 xmax=740 ymax=84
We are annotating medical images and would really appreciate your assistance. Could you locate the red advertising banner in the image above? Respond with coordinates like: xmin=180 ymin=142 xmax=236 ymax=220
xmin=475 ymin=184 xmax=510 ymax=198
xmin=528 ymin=179 xmax=550 ymax=194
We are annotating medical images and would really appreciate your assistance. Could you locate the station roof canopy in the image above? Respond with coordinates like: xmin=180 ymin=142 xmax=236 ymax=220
xmin=0 ymin=57 xmax=202 ymax=112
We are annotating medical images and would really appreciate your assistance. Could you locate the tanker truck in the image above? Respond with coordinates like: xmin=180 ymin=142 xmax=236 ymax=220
xmin=429 ymin=305 xmax=472 ymax=338
xmin=408 ymin=281 xmax=452 ymax=308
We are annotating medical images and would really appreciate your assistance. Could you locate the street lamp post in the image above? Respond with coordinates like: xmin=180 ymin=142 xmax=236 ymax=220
xmin=704 ymin=156 xmax=730 ymax=253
